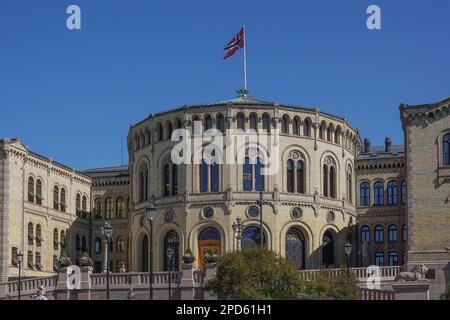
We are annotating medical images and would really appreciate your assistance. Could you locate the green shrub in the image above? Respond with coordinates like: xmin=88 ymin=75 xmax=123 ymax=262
xmin=204 ymin=248 xmax=303 ymax=300
xmin=303 ymin=267 xmax=360 ymax=300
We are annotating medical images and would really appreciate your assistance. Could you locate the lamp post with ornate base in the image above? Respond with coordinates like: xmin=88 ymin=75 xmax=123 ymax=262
xmin=101 ymin=222 xmax=113 ymax=300
xmin=17 ymin=251 xmax=24 ymax=300
xmin=344 ymin=241 xmax=353 ymax=276
xmin=145 ymin=202 xmax=158 ymax=300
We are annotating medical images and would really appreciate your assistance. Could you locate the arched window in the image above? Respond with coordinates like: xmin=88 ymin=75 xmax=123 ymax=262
xmin=116 ymin=197 xmax=124 ymax=219
xmin=167 ymin=122 xmax=173 ymax=139
xmin=60 ymin=230 xmax=66 ymax=248
xmin=402 ymin=224 xmax=407 ymax=241
xmin=60 ymin=188 xmax=66 ymax=212
xmin=323 ymin=157 xmax=337 ymax=198
xmin=53 ymin=186 xmax=59 ymax=210
xmin=175 ymin=118 xmax=182 ymax=130
xmin=375 ymin=252 xmax=384 ymax=266
xmin=249 ymin=114 xmax=257 ymax=131
xmin=401 ymin=180 xmax=407 ymax=205
xmin=285 ymin=228 xmax=306 ymax=269
xmin=82 ymin=196 xmax=87 ymax=216
xmin=374 ymin=182 xmax=384 ymax=206
xmin=375 ymin=225 xmax=384 ymax=243
xmin=388 ymin=225 xmax=398 ymax=242
xmin=243 ymin=157 xmax=253 ymax=191
xmin=242 ymin=226 xmax=266 ymax=249
xmin=388 ymin=252 xmax=398 ymax=266
xmin=36 ymin=179 xmax=42 ymax=205
xmin=140 ymin=235 xmax=148 ymax=272
xmin=158 ymin=123 xmax=164 ymax=141
xmin=200 ymin=157 xmax=220 ymax=193
xmin=76 ymin=194 xmax=81 ymax=217
xmin=387 ymin=181 xmax=398 ymax=205
xmin=163 ymin=231 xmax=180 ymax=271
xmin=361 ymin=226 xmax=370 ymax=243
xmin=443 ymin=134 xmax=450 ymax=165
xmin=236 ymin=113 xmax=245 ymax=131
xmin=281 ymin=115 xmax=289 ymax=134
xmin=322 ymin=231 xmax=335 ymax=267
xmin=327 ymin=126 xmax=332 ymax=142
xmin=36 ymin=224 xmax=42 ymax=247
xmin=243 ymin=156 xmax=264 ymax=192
xmin=200 ymin=159 xmax=209 ymax=193
xmin=28 ymin=177 xmax=35 ymax=203
xmin=94 ymin=198 xmax=102 ymax=219
xmin=319 ymin=122 xmax=326 ymax=140
xmin=287 ymin=159 xmax=294 ymax=193
xmin=303 ymin=118 xmax=311 ymax=137
xmin=347 ymin=165 xmax=353 ymax=204
xmin=293 ymin=117 xmax=300 ymax=135
xmin=262 ymin=114 xmax=270 ymax=133
xmin=217 ymin=114 xmax=225 ymax=133
xmin=117 ymin=236 xmax=125 ymax=253
xmin=286 ymin=152 xmax=306 ymax=194
xmin=205 ymin=115 xmax=213 ymax=130
xmin=105 ymin=197 xmax=113 ymax=219
xmin=94 ymin=237 xmax=102 ymax=254
xmin=28 ymin=222 xmax=34 ymax=245
xmin=335 ymin=127 xmax=341 ymax=144
xmin=53 ymin=228 xmax=59 ymax=250
xmin=360 ymin=182 xmax=370 ymax=206
xmin=138 ymin=163 xmax=149 ymax=202
xmin=164 ymin=163 xmax=170 ymax=196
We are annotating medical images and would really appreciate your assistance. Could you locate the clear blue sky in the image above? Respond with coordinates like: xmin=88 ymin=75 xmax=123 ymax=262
xmin=1 ymin=0 xmax=449 ymax=170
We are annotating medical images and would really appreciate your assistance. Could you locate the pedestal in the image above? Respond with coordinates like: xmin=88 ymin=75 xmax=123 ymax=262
xmin=392 ymin=280 xmax=430 ymax=300
xmin=180 ymin=263 xmax=195 ymax=300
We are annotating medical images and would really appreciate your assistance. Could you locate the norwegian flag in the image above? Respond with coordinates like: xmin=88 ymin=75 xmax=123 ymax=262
xmin=223 ymin=26 xmax=245 ymax=60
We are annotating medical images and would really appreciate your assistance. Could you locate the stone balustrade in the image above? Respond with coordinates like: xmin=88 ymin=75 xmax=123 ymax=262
xmin=298 ymin=266 xmax=401 ymax=282
xmin=360 ymin=288 xmax=396 ymax=300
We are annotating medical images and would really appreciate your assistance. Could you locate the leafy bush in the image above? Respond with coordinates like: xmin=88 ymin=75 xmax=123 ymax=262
xmin=303 ymin=267 xmax=360 ymax=300
xmin=80 ymin=251 xmax=93 ymax=267
xmin=58 ymin=251 xmax=72 ymax=268
xmin=204 ymin=248 xmax=303 ymax=300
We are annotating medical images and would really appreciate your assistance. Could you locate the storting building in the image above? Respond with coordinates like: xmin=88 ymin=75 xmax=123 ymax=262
xmin=1 ymin=92 xmax=449 ymax=298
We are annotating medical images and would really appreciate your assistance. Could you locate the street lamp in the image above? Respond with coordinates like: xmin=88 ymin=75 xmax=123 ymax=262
xmin=145 ymin=202 xmax=158 ymax=300
xmin=232 ymin=216 xmax=244 ymax=251
xmin=344 ymin=241 xmax=353 ymax=276
xmin=101 ymin=222 xmax=113 ymax=300
xmin=17 ymin=251 xmax=23 ymax=300
xmin=166 ymin=247 xmax=175 ymax=301
xmin=257 ymin=192 xmax=265 ymax=248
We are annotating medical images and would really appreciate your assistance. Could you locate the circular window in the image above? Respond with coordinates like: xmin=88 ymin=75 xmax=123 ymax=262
xmin=291 ymin=207 xmax=303 ymax=220
xmin=165 ymin=211 xmax=174 ymax=223
xmin=247 ymin=206 xmax=260 ymax=218
xmin=326 ymin=211 xmax=335 ymax=223
xmin=203 ymin=208 xmax=214 ymax=219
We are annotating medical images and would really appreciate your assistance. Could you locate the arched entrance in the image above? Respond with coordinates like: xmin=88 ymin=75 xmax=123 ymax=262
xmin=241 ymin=226 xmax=266 ymax=249
xmin=141 ymin=235 xmax=149 ymax=272
xmin=322 ymin=231 xmax=335 ymax=267
xmin=163 ymin=230 xmax=180 ymax=271
xmin=285 ymin=228 xmax=306 ymax=269
xmin=198 ymin=227 xmax=221 ymax=270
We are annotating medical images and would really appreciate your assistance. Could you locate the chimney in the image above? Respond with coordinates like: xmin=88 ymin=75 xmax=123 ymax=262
xmin=385 ymin=137 xmax=392 ymax=152
xmin=363 ymin=138 xmax=371 ymax=153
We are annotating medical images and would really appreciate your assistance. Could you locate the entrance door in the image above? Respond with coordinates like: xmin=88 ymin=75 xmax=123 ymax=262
xmin=285 ymin=228 xmax=306 ymax=269
xmin=198 ymin=228 xmax=221 ymax=270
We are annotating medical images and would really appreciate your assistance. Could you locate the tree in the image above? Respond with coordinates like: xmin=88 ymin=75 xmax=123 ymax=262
xmin=204 ymin=248 xmax=303 ymax=300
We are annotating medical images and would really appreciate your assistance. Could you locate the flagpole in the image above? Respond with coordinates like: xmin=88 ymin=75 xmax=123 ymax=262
xmin=243 ymin=25 xmax=247 ymax=91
